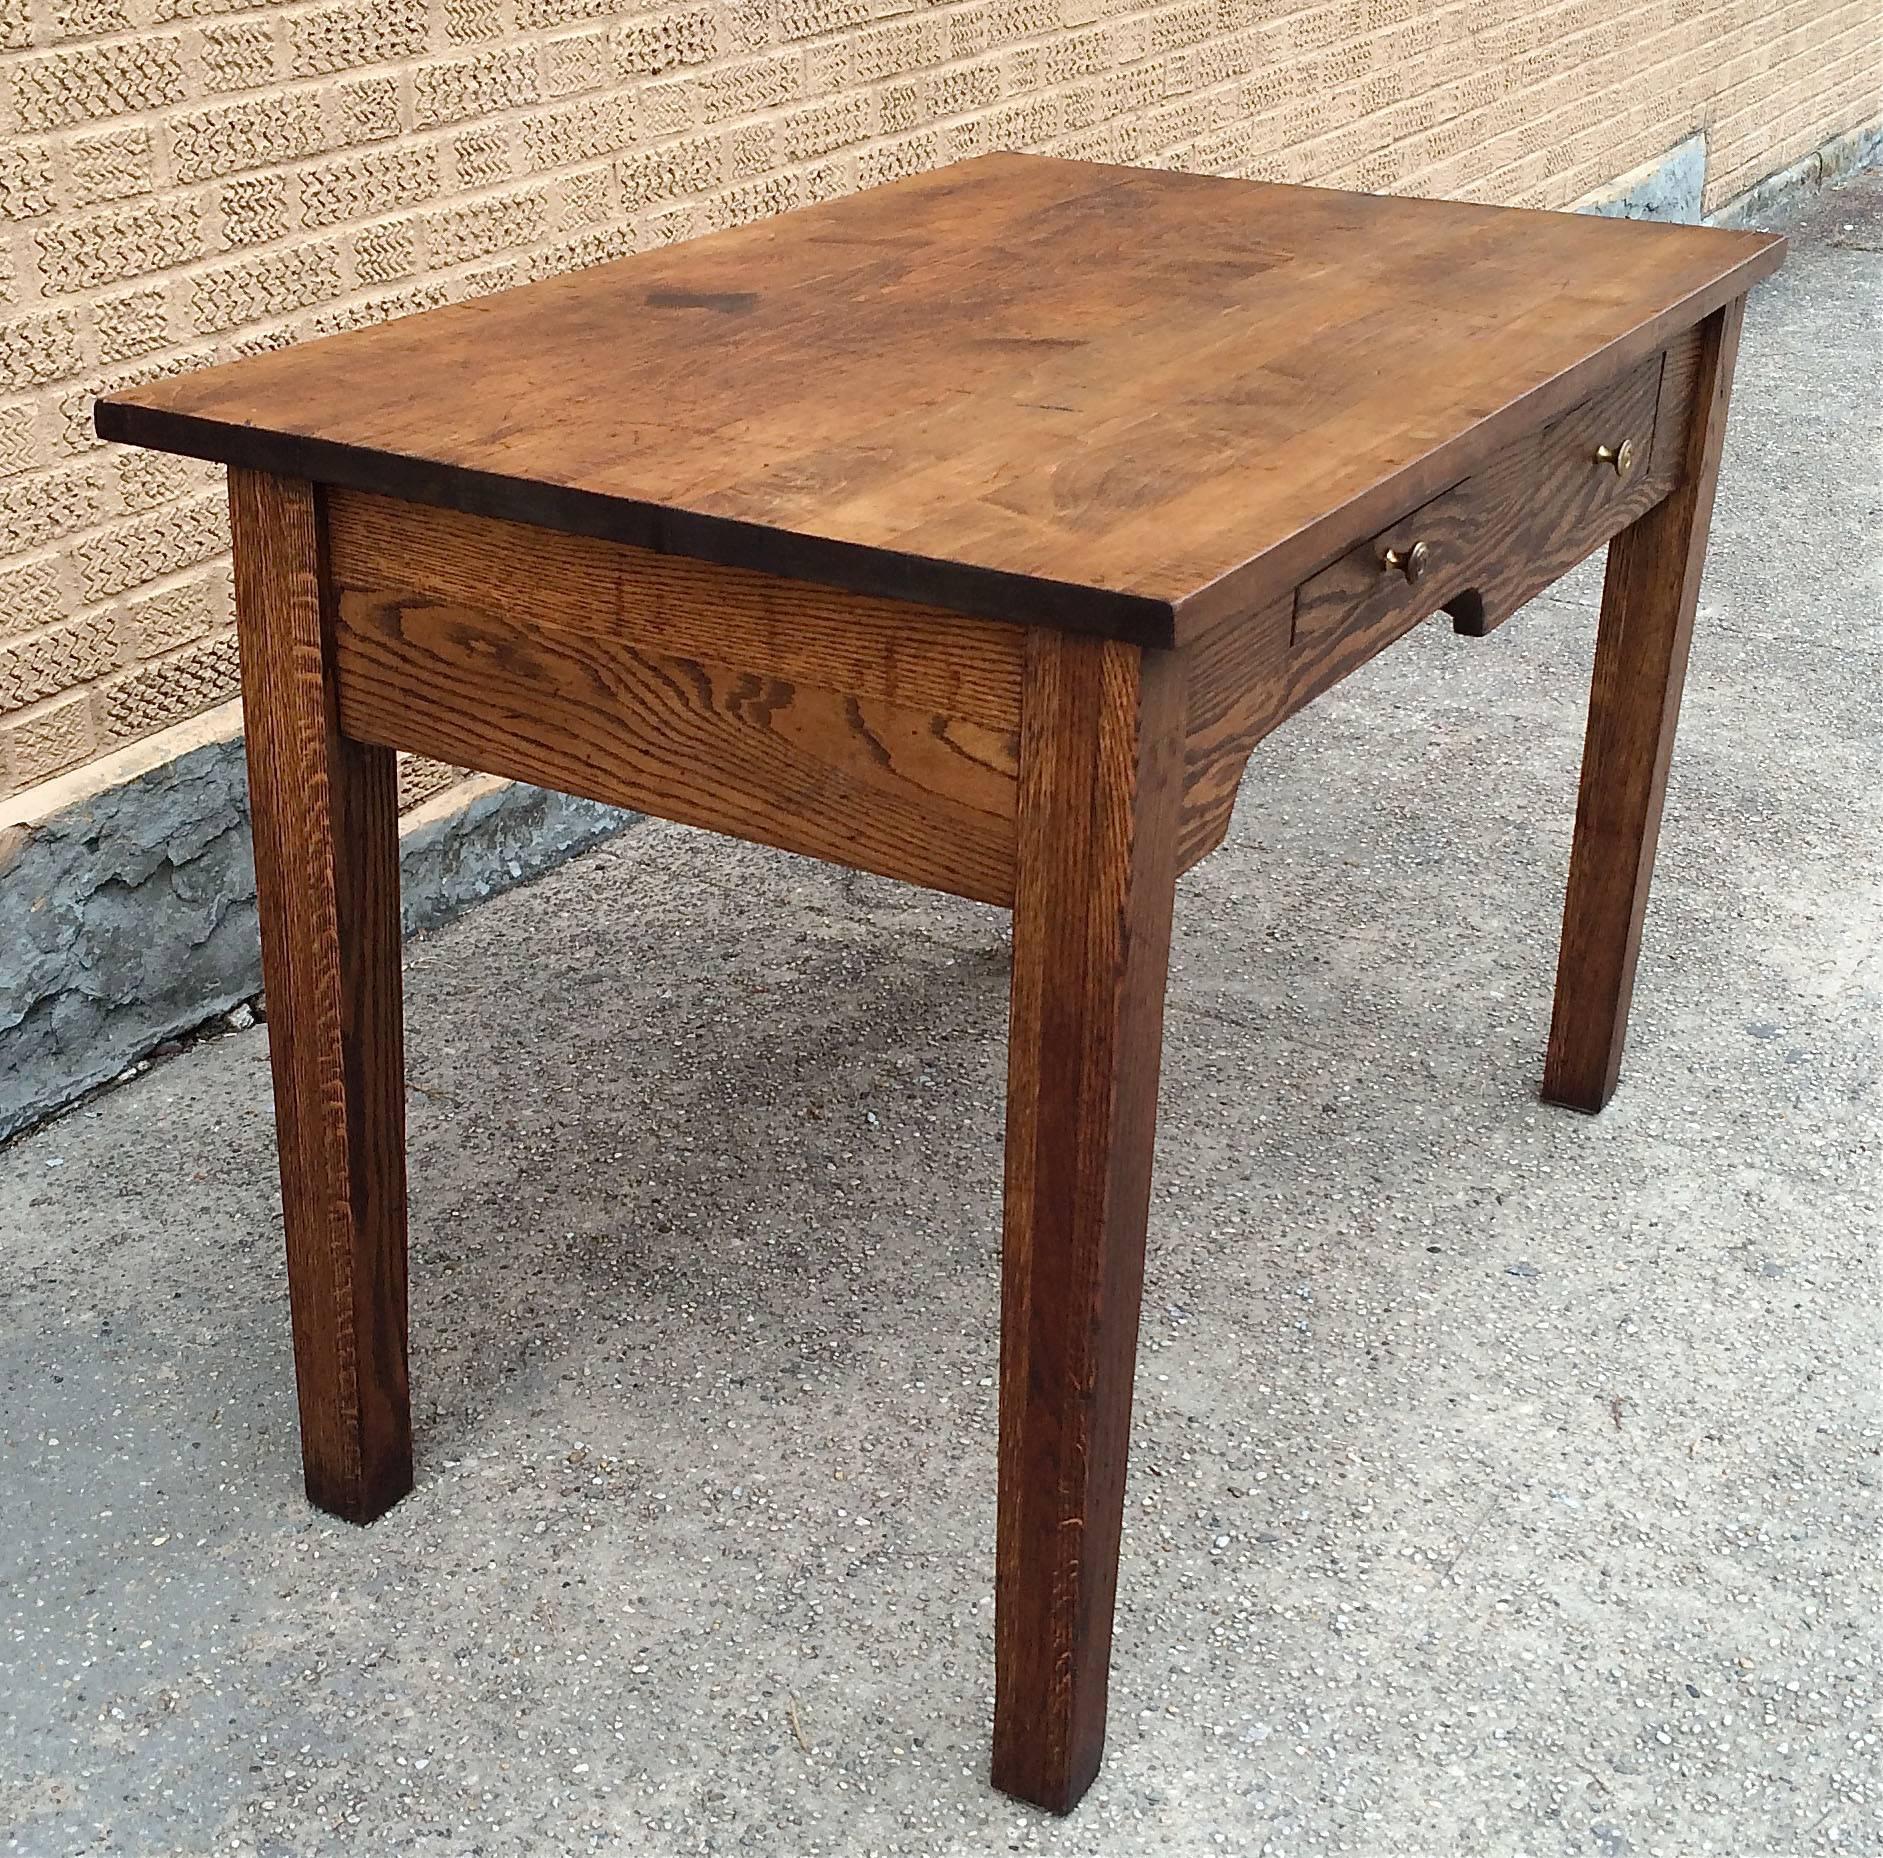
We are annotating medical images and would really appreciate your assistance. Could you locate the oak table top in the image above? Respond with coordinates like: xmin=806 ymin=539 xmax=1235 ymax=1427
xmin=98 ymin=152 xmax=1780 ymax=645
xmin=97 ymin=154 xmax=1782 ymax=1818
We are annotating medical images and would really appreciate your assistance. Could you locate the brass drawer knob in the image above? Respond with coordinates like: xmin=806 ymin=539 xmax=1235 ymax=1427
xmin=1381 ymin=540 xmax=1429 ymax=584
xmin=1594 ymin=438 xmax=1636 ymax=479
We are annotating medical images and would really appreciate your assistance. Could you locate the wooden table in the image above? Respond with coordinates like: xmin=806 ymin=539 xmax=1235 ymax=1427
xmin=99 ymin=153 xmax=1783 ymax=1813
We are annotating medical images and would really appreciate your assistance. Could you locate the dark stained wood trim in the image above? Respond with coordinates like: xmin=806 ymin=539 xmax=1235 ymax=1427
xmin=94 ymin=399 xmax=1182 ymax=648
xmin=227 ymin=467 xmax=413 ymax=1524
xmin=1543 ymin=296 xmax=1747 ymax=1112
xmin=323 ymin=486 xmax=1027 ymax=730
xmin=324 ymin=493 xmax=1022 ymax=905
xmin=92 ymin=150 xmax=1782 ymax=654
xmin=1169 ymin=261 xmax=1779 ymax=640
xmin=994 ymin=629 xmax=1183 ymax=1813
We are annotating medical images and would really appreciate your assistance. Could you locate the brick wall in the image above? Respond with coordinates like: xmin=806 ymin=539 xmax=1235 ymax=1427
xmin=2 ymin=0 xmax=1878 ymax=803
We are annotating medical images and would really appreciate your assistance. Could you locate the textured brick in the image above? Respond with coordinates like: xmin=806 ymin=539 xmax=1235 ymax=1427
xmin=64 ymin=127 xmax=158 ymax=209
xmin=987 ymin=0 xmax=1060 ymax=46
xmin=701 ymin=53 xmax=802 ymax=121
xmin=560 ymin=164 xmax=617 ymax=224
xmin=544 ymin=28 xmax=612 ymax=96
xmin=288 ymin=0 xmax=426 ymax=79
xmin=640 ymin=78 xmax=703 ymax=139
xmin=423 ymin=185 xmax=554 ymax=268
xmin=414 ymin=46 xmax=544 ymax=130
xmin=125 ymin=567 xmax=228 ymax=657
xmin=0 ymin=146 xmax=57 ymax=223
xmin=800 ymin=40 xmax=853 ymax=92
xmin=113 ymin=447 xmax=210 ymax=515
xmin=0 ymin=405 xmax=34 ymax=476
xmin=75 ymin=494 xmax=227 ymax=603
xmin=854 ymin=19 xmax=939 ymax=82
xmin=1 ymin=691 xmax=94 ymax=786
xmin=37 ymin=200 xmax=204 ymax=296
xmin=53 ymin=0 xmax=134 ymax=38
xmin=452 ymin=126 xmax=519 ymax=189
xmin=446 ymin=0 xmax=508 ymax=42
xmin=188 ymin=242 xmax=346 ymax=334
xmin=616 ymin=135 xmax=722 ymax=208
xmin=525 ymin=98 xmax=631 ymax=171
xmin=777 ymin=0 xmax=872 ymax=41
xmin=728 ymin=123 xmax=777 ymax=178
xmin=0 ymin=309 xmax=84 ymax=390
xmin=340 ymin=76 xmax=404 ymax=143
xmin=456 ymin=260 xmax=525 ymax=299
xmin=351 ymin=219 xmax=421 ymax=285
xmin=9 ymin=39 xmax=189 ymax=131
xmin=532 ymin=225 xmax=636 ymax=278
xmin=201 ymin=21 xmax=278 ymax=93
xmin=0 ymin=556 xmax=67 ymax=639
xmin=94 ymin=288 xmax=173 ymax=364
xmin=858 ymin=131 xmax=941 ymax=188
xmin=706 ymin=172 xmax=802 ymax=230
xmin=1044 ymin=25 xmax=1110 ymax=83
xmin=0 ymin=459 xmax=111 ymax=553
xmin=797 ymin=159 xmax=851 ymax=206
xmin=783 ymin=95 xmax=875 ymax=162
xmin=169 ymin=93 xmax=329 ymax=184
xmin=0 ymin=612 xmax=125 ymax=713
xmin=219 ymin=173 xmax=292 ymax=247
xmin=611 ymin=7 xmax=717 ymax=76
xmin=517 ymin=0 xmax=617 ymax=22
xmin=97 ymin=633 xmax=239 ymax=743
xmin=153 ymin=0 xmax=269 ymax=16
xmin=930 ymin=60 xmax=1003 ymax=117
xmin=308 ymin=280 xmax=451 ymax=338
xmin=719 ymin=0 xmax=773 ymax=53
xmin=301 ymin=145 xmax=441 ymax=230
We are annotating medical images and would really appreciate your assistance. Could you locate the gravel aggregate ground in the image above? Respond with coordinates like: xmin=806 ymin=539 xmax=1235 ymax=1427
xmin=3 ymin=171 xmax=1879 ymax=1858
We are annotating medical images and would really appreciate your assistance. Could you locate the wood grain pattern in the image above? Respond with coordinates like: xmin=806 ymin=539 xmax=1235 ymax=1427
xmin=1171 ymin=332 xmax=1705 ymax=870
xmin=97 ymin=155 xmax=1784 ymax=645
xmin=324 ymin=488 xmax=1025 ymax=729
xmin=994 ymin=628 xmax=1183 ymax=1814
xmin=1175 ymin=596 xmax=1292 ymax=871
xmin=1544 ymin=297 xmax=1746 ymax=1111
xmin=228 ymin=468 xmax=412 ymax=1524
xmin=1294 ymin=344 xmax=1676 ymax=655
xmin=326 ymin=498 xmax=1020 ymax=903
xmin=1449 ymin=325 xmax=1706 ymax=637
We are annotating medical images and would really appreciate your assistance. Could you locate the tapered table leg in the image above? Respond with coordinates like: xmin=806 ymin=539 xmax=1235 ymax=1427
xmin=993 ymin=629 xmax=1183 ymax=1813
xmin=229 ymin=468 xmax=412 ymax=1523
xmin=1544 ymin=297 xmax=1747 ymax=1113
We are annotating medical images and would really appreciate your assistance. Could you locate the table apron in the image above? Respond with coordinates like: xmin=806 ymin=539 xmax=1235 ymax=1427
xmin=321 ymin=488 xmax=1027 ymax=907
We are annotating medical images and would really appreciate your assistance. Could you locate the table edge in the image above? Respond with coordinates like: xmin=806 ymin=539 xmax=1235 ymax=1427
xmin=95 ymin=228 xmax=1783 ymax=652
xmin=90 ymin=399 xmax=1182 ymax=648
xmin=1171 ymin=236 xmax=1787 ymax=636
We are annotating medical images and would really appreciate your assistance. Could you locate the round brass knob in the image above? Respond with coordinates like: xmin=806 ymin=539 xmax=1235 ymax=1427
xmin=1594 ymin=438 xmax=1636 ymax=479
xmin=1381 ymin=540 xmax=1429 ymax=584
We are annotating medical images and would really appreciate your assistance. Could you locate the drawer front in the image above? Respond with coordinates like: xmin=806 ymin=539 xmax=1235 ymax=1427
xmin=1290 ymin=330 xmax=1701 ymax=693
xmin=1175 ymin=325 xmax=1709 ymax=877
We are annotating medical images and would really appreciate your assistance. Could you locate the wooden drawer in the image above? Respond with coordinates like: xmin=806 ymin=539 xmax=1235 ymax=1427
xmin=1173 ymin=325 xmax=1712 ymax=873
xmin=1289 ymin=330 xmax=1702 ymax=691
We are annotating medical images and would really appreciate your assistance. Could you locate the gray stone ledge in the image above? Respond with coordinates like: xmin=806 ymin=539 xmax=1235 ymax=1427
xmin=1708 ymin=118 xmax=1883 ymax=229
xmin=1 ymin=719 xmax=631 ymax=1144
xmin=1575 ymin=117 xmax=1881 ymax=229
